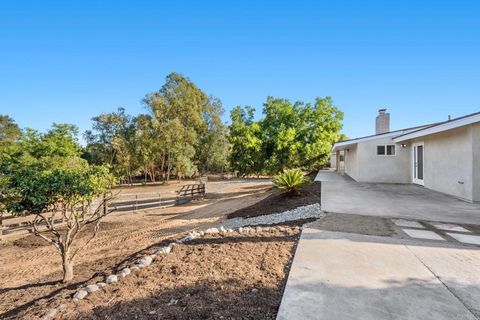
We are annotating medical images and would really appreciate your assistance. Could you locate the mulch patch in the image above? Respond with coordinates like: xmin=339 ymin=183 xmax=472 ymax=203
xmin=227 ymin=181 xmax=321 ymax=219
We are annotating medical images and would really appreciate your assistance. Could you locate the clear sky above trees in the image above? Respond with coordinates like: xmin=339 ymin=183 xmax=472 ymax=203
xmin=1 ymin=0 xmax=480 ymax=140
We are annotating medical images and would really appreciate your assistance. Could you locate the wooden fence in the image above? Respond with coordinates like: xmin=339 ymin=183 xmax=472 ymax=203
xmin=1 ymin=183 xmax=207 ymax=240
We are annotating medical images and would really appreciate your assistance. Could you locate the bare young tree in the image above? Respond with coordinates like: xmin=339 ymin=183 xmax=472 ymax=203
xmin=32 ymin=193 xmax=116 ymax=282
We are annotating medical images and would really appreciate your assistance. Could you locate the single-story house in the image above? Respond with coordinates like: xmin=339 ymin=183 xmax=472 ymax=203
xmin=332 ymin=109 xmax=480 ymax=203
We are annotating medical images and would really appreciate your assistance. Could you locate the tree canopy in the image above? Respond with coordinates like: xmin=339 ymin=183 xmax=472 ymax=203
xmin=229 ymin=96 xmax=344 ymax=176
xmin=84 ymin=72 xmax=230 ymax=183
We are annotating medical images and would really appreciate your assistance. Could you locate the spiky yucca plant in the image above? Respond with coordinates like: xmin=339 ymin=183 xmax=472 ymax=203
xmin=273 ymin=169 xmax=310 ymax=196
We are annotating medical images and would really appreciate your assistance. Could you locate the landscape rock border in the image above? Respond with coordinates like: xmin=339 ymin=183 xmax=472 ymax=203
xmin=43 ymin=204 xmax=324 ymax=319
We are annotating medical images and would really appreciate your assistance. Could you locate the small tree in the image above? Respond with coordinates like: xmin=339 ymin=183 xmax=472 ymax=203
xmin=2 ymin=165 xmax=116 ymax=282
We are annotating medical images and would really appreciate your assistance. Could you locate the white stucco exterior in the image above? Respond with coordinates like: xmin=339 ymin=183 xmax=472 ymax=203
xmin=333 ymin=112 xmax=480 ymax=203
xmin=347 ymin=137 xmax=410 ymax=183
xmin=471 ymin=123 xmax=480 ymax=202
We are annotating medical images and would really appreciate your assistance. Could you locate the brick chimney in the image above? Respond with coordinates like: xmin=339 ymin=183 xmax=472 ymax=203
xmin=376 ymin=109 xmax=390 ymax=134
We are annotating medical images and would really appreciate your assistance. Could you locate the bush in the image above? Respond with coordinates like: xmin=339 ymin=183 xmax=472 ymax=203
xmin=273 ymin=169 xmax=310 ymax=196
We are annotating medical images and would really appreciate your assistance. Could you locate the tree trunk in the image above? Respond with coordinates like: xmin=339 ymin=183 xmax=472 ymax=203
xmin=62 ymin=253 xmax=74 ymax=283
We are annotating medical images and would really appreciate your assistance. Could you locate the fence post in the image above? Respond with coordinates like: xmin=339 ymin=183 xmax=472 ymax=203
xmin=103 ymin=193 xmax=107 ymax=216
xmin=158 ymin=193 xmax=162 ymax=208
xmin=135 ymin=195 xmax=138 ymax=212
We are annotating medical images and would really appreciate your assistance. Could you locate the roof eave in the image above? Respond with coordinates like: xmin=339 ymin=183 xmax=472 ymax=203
xmin=393 ymin=113 xmax=480 ymax=143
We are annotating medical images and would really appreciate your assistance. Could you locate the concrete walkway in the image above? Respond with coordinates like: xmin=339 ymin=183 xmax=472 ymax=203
xmin=316 ymin=171 xmax=480 ymax=225
xmin=277 ymin=229 xmax=480 ymax=320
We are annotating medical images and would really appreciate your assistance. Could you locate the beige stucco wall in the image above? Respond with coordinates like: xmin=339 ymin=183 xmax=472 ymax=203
xmin=341 ymin=136 xmax=410 ymax=183
xmin=344 ymin=145 xmax=359 ymax=180
xmin=335 ymin=122 xmax=480 ymax=202
xmin=355 ymin=137 xmax=411 ymax=183
xmin=472 ymin=123 xmax=480 ymax=202
xmin=412 ymin=125 xmax=474 ymax=202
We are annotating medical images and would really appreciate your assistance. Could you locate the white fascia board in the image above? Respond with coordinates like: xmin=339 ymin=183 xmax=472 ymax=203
xmin=393 ymin=114 xmax=480 ymax=143
xmin=332 ymin=129 xmax=418 ymax=152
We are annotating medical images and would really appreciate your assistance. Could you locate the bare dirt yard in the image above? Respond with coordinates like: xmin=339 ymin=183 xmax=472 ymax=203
xmin=26 ymin=229 xmax=300 ymax=320
xmin=0 ymin=179 xmax=274 ymax=319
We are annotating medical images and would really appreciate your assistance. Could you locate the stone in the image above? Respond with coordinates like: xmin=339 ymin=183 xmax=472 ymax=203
xmin=263 ymin=227 xmax=271 ymax=232
xmin=220 ymin=203 xmax=324 ymax=229
xmin=97 ymin=282 xmax=107 ymax=288
xmin=227 ymin=228 xmax=234 ymax=233
xmin=138 ymin=255 xmax=153 ymax=266
xmin=205 ymin=227 xmax=219 ymax=234
xmin=155 ymin=246 xmax=172 ymax=255
xmin=86 ymin=284 xmax=99 ymax=293
xmin=130 ymin=266 xmax=140 ymax=271
xmin=251 ymin=288 xmax=258 ymax=293
xmin=238 ymin=227 xmax=244 ymax=233
xmin=255 ymin=226 xmax=263 ymax=232
xmin=106 ymin=275 xmax=118 ymax=284
xmin=219 ymin=226 xmax=227 ymax=233
xmin=73 ymin=290 xmax=88 ymax=300
xmin=199 ymin=231 xmax=205 ymax=236
xmin=120 ymin=268 xmax=131 ymax=277
xmin=180 ymin=232 xmax=199 ymax=243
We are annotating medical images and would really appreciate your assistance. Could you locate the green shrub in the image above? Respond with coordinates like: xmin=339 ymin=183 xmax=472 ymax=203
xmin=273 ymin=169 xmax=310 ymax=195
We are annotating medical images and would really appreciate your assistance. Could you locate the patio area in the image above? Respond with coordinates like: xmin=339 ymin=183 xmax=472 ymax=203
xmin=316 ymin=170 xmax=480 ymax=225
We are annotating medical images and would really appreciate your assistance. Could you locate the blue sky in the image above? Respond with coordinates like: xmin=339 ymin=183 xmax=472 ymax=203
xmin=1 ymin=0 xmax=479 ymax=141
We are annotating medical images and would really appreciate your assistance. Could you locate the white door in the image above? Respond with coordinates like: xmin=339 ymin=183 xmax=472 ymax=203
xmin=412 ymin=142 xmax=424 ymax=186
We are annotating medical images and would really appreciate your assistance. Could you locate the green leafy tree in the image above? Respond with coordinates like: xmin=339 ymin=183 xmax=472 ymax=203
xmin=228 ymin=106 xmax=264 ymax=176
xmin=0 ymin=123 xmax=116 ymax=282
xmin=260 ymin=97 xmax=303 ymax=173
xmin=229 ymin=96 xmax=344 ymax=175
xmin=132 ymin=114 xmax=161 ymax=182
xmin=0 ymin=115 xmax=21 ymax=144
xmin=296 ymin=97 xmax=344 ymax=170
xmin=0 ymin=115 xmax=21 ymax=226
xmin=2 ymin=165 xmax=115 ymax=282
xmin=143 ymin=72 xmax=210 ymax=181
xmin=84 ymin=108 xmax=138 ymax=183
xmin=196 ymin=97 xmax=230 ymax=174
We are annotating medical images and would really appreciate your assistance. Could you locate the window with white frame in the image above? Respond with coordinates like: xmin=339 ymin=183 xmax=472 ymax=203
xmin=377 ymin=144 xmax=396 ymax=156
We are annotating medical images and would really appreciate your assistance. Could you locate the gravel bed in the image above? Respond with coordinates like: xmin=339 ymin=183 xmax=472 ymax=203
xmin=221 ymin=203 xmax=324 ymax=229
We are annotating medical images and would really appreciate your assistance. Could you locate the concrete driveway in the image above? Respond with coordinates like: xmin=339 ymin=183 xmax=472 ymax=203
xmin=276 ymin=171 xmax=480 ymax=320
xmin=316 ymin=171 xmax=480 ymax=225
xmin=277 ymin=228 xmax=480 ymax=320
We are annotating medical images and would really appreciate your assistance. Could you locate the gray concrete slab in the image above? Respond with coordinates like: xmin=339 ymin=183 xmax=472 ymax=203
xmin=407 ymin=244 xmax=480 ymax=317
xmin=447 ymin=233 xmax=480 ymax=246
xmin=402 ymin=229 xmax=446 ymax=241
xmin=277 ymin=229 xmax=479 ymax=320
xmin=315 ymin=170 xmax=353 ymax=182
xmin=317 ymin=171 xmax=480 ymax=225
xmin=432 ymin=223 xmax=471 ymax=233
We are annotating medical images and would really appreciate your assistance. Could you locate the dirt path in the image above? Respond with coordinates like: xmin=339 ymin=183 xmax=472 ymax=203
xmin=0 ymin=179 xmax=272 ymax=319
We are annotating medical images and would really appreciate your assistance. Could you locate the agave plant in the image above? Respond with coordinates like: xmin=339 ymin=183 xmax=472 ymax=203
xmin=273 ymin=169 xmax=310 ymax=196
